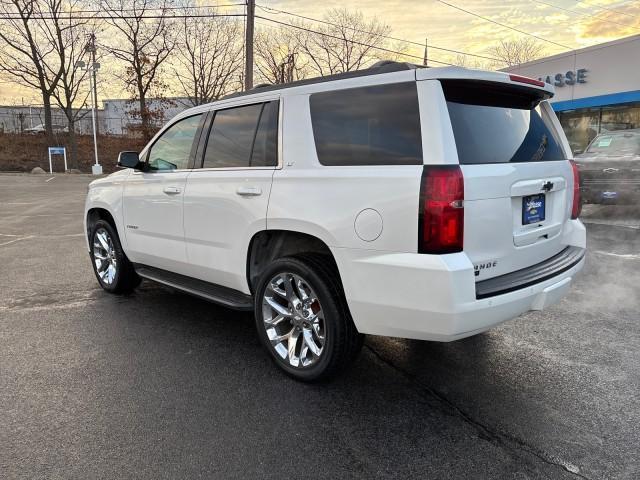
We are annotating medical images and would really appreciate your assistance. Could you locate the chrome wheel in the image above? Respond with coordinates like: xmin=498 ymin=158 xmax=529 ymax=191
xmin=262 ymin=272 xmax=326 ymax=368
xmin=92 ymin=227 xmax=117 ymax=286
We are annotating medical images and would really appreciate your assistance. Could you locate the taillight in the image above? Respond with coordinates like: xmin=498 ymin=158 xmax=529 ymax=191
xmin=509 ymin=74 xmax=545 ymax=88
xmin=419 ymin=165 xmax=464 ymax=254
xmin=570 ymin=160 xmax=582 ymax=219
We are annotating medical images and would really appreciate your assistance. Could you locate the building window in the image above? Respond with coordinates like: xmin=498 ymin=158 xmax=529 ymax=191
xmin=557 ymin=103 xmax=640 ymax=153
xmin=601 ymin=104 xmax=640 ymax=132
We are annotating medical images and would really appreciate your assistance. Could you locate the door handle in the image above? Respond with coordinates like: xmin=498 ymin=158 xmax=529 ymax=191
xmin=163 ymin=186 xmax=182 ymax=195
xmin=236 ymin=186 xmax=262 ymax=196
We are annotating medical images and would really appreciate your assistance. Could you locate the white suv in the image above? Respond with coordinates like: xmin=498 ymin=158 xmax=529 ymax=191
xmin=84 ymin=62 xmax=586 ymax=381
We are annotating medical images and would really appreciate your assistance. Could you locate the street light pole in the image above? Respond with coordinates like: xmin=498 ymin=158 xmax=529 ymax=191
xmin=86 ymin=33 xmax=99 ymax=136
xmin=75 ymin=60 xmax=102 ymax=175
xmin=89 ymin=65 xmax=101 ymax=175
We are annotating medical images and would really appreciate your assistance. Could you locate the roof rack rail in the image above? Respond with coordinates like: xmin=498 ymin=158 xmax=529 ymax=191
xmin=222 ymin=60 xmax=423 ymax=100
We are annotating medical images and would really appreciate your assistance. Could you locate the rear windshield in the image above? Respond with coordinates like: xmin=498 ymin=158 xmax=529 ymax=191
xmin=585 ymin=132 xmax=640 ymax=156
xmin=443 ymin=80 xmax=566 ymax=165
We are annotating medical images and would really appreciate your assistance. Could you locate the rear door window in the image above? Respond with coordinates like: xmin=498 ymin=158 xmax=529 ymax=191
xmin=309 ymin=83 xmax=422 ymax=166
xmin=443 ymin=80 xmax=566 ymax=164
xmin=202 ymin=101 xmax=279 ymax=168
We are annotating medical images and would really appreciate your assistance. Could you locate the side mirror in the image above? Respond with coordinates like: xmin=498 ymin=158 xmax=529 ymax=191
xmin=117 ymin=151 xmax=142 ymax=169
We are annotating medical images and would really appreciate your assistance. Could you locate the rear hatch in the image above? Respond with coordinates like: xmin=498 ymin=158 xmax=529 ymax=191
xmin=441 ymin=79 xmax=575 ymax=281
xmin=575 ymin=131 xmax=640 ymax=202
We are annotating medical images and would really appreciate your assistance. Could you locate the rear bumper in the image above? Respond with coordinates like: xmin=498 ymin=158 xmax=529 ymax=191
xmin=335 ymin=220 xmax=586 ymax=342
xmin=475 ymin=245 xmax=584 ymax=299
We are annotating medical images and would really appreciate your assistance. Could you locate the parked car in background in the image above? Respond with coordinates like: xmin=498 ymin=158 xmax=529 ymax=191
xmin=24 ymin=123 xmax=68 ymax=134
xmin=84 ymin=62 xmax=586 ymax=381
xmin=575 ymin=129 xmax=640 ymax=204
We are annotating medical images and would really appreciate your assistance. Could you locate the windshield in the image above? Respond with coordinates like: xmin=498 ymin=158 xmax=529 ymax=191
xmin=442 ymin=81 xmax=566 ymax=165
xmin=585 ymin=131 xmax=640 ymax=156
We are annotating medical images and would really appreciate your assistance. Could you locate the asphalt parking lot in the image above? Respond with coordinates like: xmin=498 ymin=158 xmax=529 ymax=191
xmin=1 ymin=174 xmax=639 ymax=479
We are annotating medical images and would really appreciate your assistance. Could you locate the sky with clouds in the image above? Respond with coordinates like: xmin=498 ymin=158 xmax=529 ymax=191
xmin=260 ymin=0 xmax=640 ymax=62
xmin=1 ymin=0 xmax=638 ymax=105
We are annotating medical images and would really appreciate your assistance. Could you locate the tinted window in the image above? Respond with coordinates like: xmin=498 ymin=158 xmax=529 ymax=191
xmin=443 ymin=81 xmax=566 ymax=164
xmin=203 ymin=102 xmax=278 ymax=169
xmin=251 ymin=101 xmax=279 ymax=167
xmin=309 ymin=83 xmax=422 ymax=166
xmin=147 ymin=114 xmax=203 ymax=171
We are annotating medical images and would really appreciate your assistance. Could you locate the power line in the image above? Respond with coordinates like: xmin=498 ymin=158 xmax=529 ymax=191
xmin=255 ymin=3 xmax=500 ymax=63
xmin=0 ymin=6 xmax=455 ymax=65
xmin=576 ymin=0 xmax=640 ymax=20
xmin=74 ymin=3 xmax=244 ymax=14
xmin=0 ymin=3 xmax=245 ymax=20
xmin=434 ymin=0 xmax=573 ymax=50
xmin=531 ymin=0 xmax=640 ymax=32
xmin=255 ymin=16 xmax=456 ymax=66
xmin=0 ymin=13 xmax=246 ymax=20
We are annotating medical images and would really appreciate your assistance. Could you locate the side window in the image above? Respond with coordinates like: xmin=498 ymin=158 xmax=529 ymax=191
xmin=251 ymin=101 xmax=279 ymax=167
xmin=309 ymin=83 xmax=422 ymax=166
xmin=147 ymin=114 xmax=203 ymax=171
xmin=202 ymin=101 xmax=279 ymax=169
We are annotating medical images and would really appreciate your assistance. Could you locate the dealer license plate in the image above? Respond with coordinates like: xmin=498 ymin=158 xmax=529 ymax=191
xmin=523 ymin=194 xmax=545 ymax=225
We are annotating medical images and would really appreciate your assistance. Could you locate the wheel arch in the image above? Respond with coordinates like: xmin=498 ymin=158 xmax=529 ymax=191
xmin=246 ymin=229 xmax=341 ymax=295
xmin=86 ymin=207 xmax=119 ymax=243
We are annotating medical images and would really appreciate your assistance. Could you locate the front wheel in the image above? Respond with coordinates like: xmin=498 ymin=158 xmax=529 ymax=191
xmin=254 ymin=254 xmax=363 ymax=382
xmin=89 ymin=219 xmax=140 ymax=294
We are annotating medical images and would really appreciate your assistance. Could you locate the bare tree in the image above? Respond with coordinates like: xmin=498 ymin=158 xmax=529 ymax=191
xmin=101 ymin=0 xmax=174 ymax=139
xmin=297 ymin=8 xmax=391 ymax=76
xmin=452 ymin=54 xmax=488 ymax=70
xmin=254 ymin=27 xmax=308 ymax=84
xmin=172 ymin=9 xmax=243 ymax=105
xmin=0 ymin=0 xmax=64 ymax=139
xmin=488 ymin=38 xmax=546 ymax=67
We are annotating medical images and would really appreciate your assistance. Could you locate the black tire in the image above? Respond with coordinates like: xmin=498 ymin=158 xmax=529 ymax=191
xmin=254 ymin=253 xmax=363 ymax=382
xmin=89 ymin=219 xmax=140 ymax=294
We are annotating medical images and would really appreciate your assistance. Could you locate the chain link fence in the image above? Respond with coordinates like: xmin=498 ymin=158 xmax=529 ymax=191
xmin=0 ymin=111 xmax=143 ymax=137
xmin=0 ymin=100 xmax=191 ymax=137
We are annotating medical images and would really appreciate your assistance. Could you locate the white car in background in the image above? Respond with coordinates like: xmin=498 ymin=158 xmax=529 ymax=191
xmin=24 ymin=123 xmax=68 ymax=134
xmin=84 ymin=61 xmax=586 ymax=381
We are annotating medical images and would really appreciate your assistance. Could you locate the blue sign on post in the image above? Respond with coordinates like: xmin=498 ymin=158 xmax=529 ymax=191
xmin=47 ymin=146 xmax=67 ymax=174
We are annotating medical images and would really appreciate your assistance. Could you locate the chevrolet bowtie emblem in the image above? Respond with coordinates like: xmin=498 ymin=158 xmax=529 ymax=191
xmin=541 ymin=181 xmax=554 ymax=192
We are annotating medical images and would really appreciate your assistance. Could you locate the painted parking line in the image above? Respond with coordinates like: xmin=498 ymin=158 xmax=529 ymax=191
xmin=0 ymin=233 xmax=84 ymax=247
xmin=9 ymin=213 xmax=77 ymax=217
xmin=45 ymin=177 xmax=56 ymax=182
xmin=0 ymin=236 xmax=34 ymax=247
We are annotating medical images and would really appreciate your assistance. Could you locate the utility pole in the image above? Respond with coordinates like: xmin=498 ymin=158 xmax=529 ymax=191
xmin=85 ymin=33 xmax=99 ymax=135
xmin=423 ymin=37 xmax=428 ymax=67
xmin=244 ymin=0 xmax=255 ymax=91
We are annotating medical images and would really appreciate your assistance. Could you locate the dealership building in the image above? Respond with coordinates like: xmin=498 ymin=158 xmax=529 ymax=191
xmin=505 ymin=34 xmax=640 ymax=153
